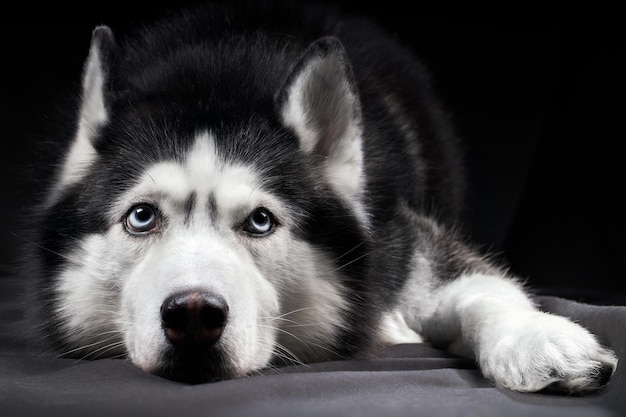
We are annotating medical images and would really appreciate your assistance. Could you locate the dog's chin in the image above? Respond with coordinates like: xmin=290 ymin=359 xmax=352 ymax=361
xmin=154 ymin=345 xmax=242 ymax=384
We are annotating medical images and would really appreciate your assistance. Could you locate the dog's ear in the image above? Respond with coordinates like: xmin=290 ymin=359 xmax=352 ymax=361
xmin=277 ymin=37 xmax=367 ymax=224
xmin=79 ymin=26 xmax=117 ymax=136
xmin=59 ymin=26 xmax=118 ymax=188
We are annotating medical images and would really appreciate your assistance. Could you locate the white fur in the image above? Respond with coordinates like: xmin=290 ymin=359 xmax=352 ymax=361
xmin=281 ymin=66 xmax=319 ymax=157
xmin=408 ymin=273 xmax=619 ymax=393
xmin=266 ymin=237 xmax=349 ymax=363
xmin=379 ymin=311 xmax=423 ymax=344
xmin=121 ymin=227 xmax=280 ymax=375
xmin=55 ymin=233 xmax=126 ymax=358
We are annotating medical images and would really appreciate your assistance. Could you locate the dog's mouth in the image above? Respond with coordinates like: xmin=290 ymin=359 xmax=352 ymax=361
xmin=156 ymin=345 xmax=236 ymax=384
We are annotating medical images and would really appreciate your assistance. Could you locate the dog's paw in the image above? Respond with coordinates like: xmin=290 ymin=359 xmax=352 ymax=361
xmin=477 ymin=310 xmax=618 ymax=394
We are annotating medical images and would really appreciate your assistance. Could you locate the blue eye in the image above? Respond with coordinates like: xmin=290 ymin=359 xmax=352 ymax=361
xmin=125 ymin=204 xmax=159 ymax=234
xmin=243 ymin=208 xmax=275 ymax=236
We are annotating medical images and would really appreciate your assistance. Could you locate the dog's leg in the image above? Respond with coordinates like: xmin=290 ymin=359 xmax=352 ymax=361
xmin=393 ymin=213 xmax=618 ymax=394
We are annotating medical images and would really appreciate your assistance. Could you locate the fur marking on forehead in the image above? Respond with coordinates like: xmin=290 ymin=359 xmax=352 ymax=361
xmin=128 ymin=131 xmax=264 ymax=210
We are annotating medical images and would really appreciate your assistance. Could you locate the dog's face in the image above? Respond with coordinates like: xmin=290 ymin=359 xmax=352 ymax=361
xmin=117 ymin=135 xmax=284 ymax=381
xmin=52 ymin=130 xmax=356 ymax=382
xmin=32 ymin=28 xmax=376 ymax=382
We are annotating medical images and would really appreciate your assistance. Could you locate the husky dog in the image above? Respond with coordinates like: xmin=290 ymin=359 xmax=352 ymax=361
xmin=25 ymin=1 xmax=617 ymax=392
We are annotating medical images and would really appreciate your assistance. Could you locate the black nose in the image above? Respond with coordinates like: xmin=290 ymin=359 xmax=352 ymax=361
xmin=160 ymin=291 xmax=229 ymax=346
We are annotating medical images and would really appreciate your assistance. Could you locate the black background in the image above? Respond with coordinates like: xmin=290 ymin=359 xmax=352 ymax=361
xmin=0 ymin=2 xmax=623 ymax=302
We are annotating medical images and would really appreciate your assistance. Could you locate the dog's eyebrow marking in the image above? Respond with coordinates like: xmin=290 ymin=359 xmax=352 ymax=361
xmin=183 ymin=192 xmax=196 ymax=225
xmin=207 ymin=193 xmax=218 ymax=223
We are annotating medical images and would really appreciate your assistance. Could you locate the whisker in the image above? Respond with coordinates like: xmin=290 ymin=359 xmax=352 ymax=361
xmin=59 ymin=337 xmax=123 ymax=359
xmin=58 ymin=340 xmax=109 ymax=358
xmin=283 ymin=322 xmax=327 ymax=328
xmin=260 ymin=324 xmax=340 ymax=359
xmin=82 ymin=341 xmax=126 ymax=360
xmin=332 ymin=240 xmax=367 ymax=263
xmin=10 ymin=231 xmax=73 ymax=262
xmin=328 ymin=247 xmax=381 ymax=275
xmin=263 ymin=315 xmax=328 ymax=329
xmin=272 ymin=343 xmax=308 ymax=368
xmin=259 ymin=324 xmax=307 ymax=346
xmin=262 ymin=307 xmax=319 ymax=322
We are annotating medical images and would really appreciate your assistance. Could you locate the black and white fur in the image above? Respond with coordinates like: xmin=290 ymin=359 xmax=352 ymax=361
xmin=25 ymin=1 xmax=617 ymax=392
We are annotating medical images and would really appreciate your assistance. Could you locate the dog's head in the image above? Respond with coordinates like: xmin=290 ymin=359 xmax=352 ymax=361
xmin=30 ymin=25 xmax=379 ymax=382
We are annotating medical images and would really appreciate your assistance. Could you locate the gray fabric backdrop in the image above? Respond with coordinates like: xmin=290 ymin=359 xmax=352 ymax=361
xmin=1 ymin=271 xmax=624 ymax=417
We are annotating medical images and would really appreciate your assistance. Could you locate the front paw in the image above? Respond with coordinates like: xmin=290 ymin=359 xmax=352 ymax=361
xmin=477 ymin=310 xmax=618 ymax=394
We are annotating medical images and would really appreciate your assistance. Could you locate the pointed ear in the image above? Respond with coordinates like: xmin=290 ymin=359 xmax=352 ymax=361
xmin=58 ymin=26 xmax=117 ymax=188
xmin=79 ymin=25 xmax=117 ymax=132
xmin=277 ymin=37 xmax=368 ymax=224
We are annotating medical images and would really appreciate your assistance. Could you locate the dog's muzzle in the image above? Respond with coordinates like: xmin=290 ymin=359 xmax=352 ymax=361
xmin=160 ymin=291 xmax=229 ymax=347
